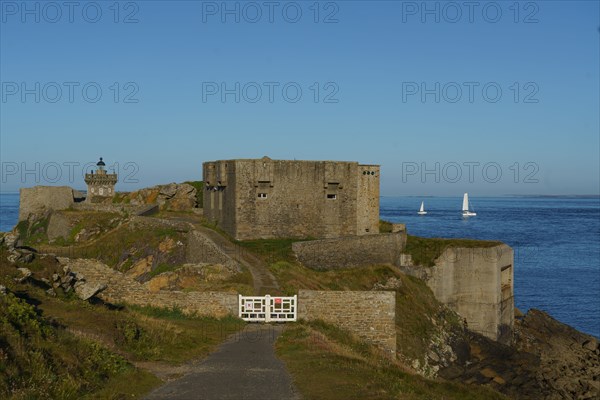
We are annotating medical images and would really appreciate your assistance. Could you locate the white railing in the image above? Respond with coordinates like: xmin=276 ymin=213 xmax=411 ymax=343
xmin=238 ymin=294 xmax=297 ymax=322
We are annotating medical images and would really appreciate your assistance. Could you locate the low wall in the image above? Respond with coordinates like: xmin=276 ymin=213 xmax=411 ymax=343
xmin=298 ymin=290 xmax=396 ymax=356
xmin=292 ymin=232 xmax=406 ymax=270
xmin=64 ymin=258 xmax=237 ymax=317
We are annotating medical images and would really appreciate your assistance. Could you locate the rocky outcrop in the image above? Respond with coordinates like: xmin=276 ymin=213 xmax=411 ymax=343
xmin=3 ymin=232 xmax=36 ymax=264
xmin=515 ymin=309 xmax=599 ymax=399
xmin=60 ymin=257 xmax=237 ymax=317
xmin=144 ymin=263 xmax=235 ymax=292
xmin=122 ymin=183 xmax=198 ymax=211
xmin=436 ymin=309 xmax=600 ymax=400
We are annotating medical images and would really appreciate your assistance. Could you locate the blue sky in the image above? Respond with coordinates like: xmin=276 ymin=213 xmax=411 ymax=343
xmin=1 ymin=0 xmax=598 ymax=196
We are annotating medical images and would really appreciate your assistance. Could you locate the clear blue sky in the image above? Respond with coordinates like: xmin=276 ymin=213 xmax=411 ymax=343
xmin=1 ymin=0 xmax=598 ymax=196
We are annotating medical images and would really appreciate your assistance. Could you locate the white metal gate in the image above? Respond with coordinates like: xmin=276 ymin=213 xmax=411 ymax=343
xmin=238 ymin=294 xmax=297 ymax=322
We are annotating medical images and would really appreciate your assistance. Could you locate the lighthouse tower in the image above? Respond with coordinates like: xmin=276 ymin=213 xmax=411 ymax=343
xmin=84 ymin=157 xmax=118 ymax=203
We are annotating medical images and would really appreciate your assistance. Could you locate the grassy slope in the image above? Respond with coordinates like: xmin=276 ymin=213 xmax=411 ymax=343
xmin=0 ymin=255 xmax=244 ymax=399
xmin=234 ymin=238 xmax=506 ymax=399
xmin=277 ymin=321 xmax=507 ymax=400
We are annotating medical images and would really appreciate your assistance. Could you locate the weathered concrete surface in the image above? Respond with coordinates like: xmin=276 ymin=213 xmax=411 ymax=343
xmin=292 ymin=232 xmax=406 ymax=270
xmin=298 ymin=289 xmax=397 ymax=356
xmin=203 ymin=158 xmax=379 ymax=240
xmin=19 ymin=186 xmax=76 ymax=220
xmin=144 ymin=325 xmax=300 ymax=400
xmin=402 ymin=245 xmax=514 ymax=344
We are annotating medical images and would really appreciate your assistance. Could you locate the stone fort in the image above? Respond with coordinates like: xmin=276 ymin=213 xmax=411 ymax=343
xmin=203 ymin=157 xmax=380 ymax=240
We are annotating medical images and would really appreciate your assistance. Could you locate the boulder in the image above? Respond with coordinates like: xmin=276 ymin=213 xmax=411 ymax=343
xmin=75 ymin=282 xmax=107 ymax=301
xmin=15 ymin=267 xmax=32 ymax=283
xmin=3 ymin=232 xmax=19 ymax=250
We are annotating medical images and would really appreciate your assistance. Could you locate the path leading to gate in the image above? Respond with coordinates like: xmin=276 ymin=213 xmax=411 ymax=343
xmin=162 ymin=213 xmax=281 ymax=295
xmin=144 ymin=324 xmax=300 ymax=400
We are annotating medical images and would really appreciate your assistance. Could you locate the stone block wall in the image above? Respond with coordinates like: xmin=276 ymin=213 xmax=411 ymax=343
xmin=292 ymin=232 xmax=406 ymax=270
xmin=203 ymin=158 xmax=380 ymax=240
xmin=298 ymin=290 xmax=397 ymax=356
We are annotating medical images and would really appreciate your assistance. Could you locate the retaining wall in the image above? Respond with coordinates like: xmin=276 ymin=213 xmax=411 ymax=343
xmin=298 ymin=289 xmax=397 ymax=356
xmin=292 ymin=232 xmax=406 ymax=270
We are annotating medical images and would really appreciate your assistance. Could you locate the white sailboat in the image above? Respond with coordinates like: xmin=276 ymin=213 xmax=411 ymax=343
xmin=462 ymin=193 xmax=477 ymax=217
xmin=417 ymin=201 xmax=427 ymax=215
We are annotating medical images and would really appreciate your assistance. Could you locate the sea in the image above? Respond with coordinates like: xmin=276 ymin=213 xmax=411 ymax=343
xmin=1 ymin=193 xmax=598 ymax=338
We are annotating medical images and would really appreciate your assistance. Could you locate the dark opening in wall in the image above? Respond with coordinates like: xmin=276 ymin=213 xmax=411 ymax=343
xmin=258 ymin=193 xmax=268 ymax=199
xmin=327 ymin=194 xmax=337 ymax=200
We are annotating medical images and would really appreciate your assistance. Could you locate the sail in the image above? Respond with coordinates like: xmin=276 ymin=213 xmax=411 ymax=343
xmin=419 ymin=201 xmax=425 ymax=212
xmin=462 ymin=193 xmax=469 ymax=211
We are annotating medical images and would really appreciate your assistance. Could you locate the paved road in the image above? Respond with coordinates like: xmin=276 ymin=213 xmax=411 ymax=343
xmin=145 ymin=325 xmax=300 ymax=400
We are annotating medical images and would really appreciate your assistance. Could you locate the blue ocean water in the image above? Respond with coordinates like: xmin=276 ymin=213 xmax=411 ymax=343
xmin=0 ymin=193 xmax=19 ymax=233
xmin=381 ymin=196 xmax=600 ymax=338
xmin=0 ymin=193 xmax=598 ymax=337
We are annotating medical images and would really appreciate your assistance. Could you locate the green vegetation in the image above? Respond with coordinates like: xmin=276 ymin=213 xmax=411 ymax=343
xmin=147 ymin=262 xmax=181 ymax=279
xmin=183 ymin=181 xmax=204 ymax=208
xmin=0 ymin=250 xmax=246 ymax=399
xmin=269 ymin=261 xmax=399 ymax=295
xmin=44 ymin=224 xmax=187 ymax=270
xmin=0 ymin=290 xmax=160 ymax=399
xmin=395 ymin=274 xmax=462 ymax=364
xmin=277 ymin=321 xmax=507 ymax=400
xmin=379 ymin=219 xmax=393 ymax=233
xmin=237 ymin=238 xmax=311 ymax=264
xmin=16 ymin=214 xmax=50 ymax=246
xmin=404 ymin=235 xmax=503 ymax=267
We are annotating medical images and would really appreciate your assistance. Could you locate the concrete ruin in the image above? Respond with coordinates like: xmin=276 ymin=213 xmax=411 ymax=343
xmin=399 ymin=245 xmax=515 ymax=344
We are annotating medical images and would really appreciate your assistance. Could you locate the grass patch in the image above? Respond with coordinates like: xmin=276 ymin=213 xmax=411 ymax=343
xmin=404 ymin=235 xmax=503 ymax=267
xmin=43 ymin=224 xmax=187 ymax=269
xmin=16 ymin=214 xmax=51 ymax=245
xmin=0 ymin=290 xmax=150 ymax=399
xmin=277 ymin=321 xmax=507 ymax=400
xmin=32 ymin=288 xmax=245 ymax=364
xmin=394 ymin=274 xmax=461 ymax=364
xmin=147 ymin=262 xmax=180 ymax=278
xmin=268 ymin=260 xmax=400 ymax=295
xmin=237 ymin=238 xmax=311 ymax=263
xmin=379 ymin=219 xmax=393 ymax=233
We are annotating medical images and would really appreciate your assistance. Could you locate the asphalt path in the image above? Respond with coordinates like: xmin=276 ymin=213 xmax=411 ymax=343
xmin=145 ymin=324 xmax=300 ymax=400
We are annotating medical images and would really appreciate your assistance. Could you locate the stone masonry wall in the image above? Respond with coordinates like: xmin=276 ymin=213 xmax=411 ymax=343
xmin=63 ymin=258 xmax=237 ymax=317
xmin=298 ymin=290 xmax=397 ymax=356
xmin=203 ymin=158 xmax=380 ymax=240
xmin=292 ymin=232 xmax=406 ymax=270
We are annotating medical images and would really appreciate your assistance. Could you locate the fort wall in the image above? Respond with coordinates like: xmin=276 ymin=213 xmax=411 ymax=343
xmin=298 ymin=289 xmax=397 ymax=356
xmin=203 ymin=158 xmax=379 ymax=240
